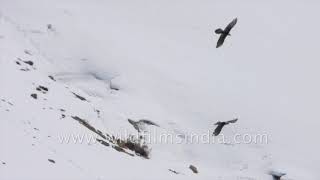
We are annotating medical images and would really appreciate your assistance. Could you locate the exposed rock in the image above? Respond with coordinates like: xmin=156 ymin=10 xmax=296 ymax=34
xmin=110 ymin=82 xmax=120 ymax=91
xmin=31 ymin=93 xmax=37 ymax=99
xmin=48 ymin=159 xmax=55 ymax=163
xmin=24 ymin=50 xmax=32 ymax=55
xmin=48 ymin=75 xmax=56 ymax=81
xmin=116 ymin=137 xmax=150 ymax=159
xmin=20 ymin=68 xmax=30 ymax=71
xmin=168 ymin=169 xmax=179 ymax=174
xmin=94 ymin=109 xmax=101 ymax=118
xmin=47 ymin=24 xmax=54 ymax=31
xmin=71 ymin=116 xmax=106 ymax=139
xmin=36 ymin=85 xmax=49 ymax=93
xmin=97 ymin=139 xmax=110 ymax=147
xmin=113 ymin=145 xmax=125 ymax=152
xmin=39 ymin=86 xmax=48 ymax=91
xmin=112 ymin=145 xmax=134 ymax=157
xmin=23 ymin=61 xmax=34 ymax=66
xmin=189 ymin=165 xmax=198 ymax=174
xmin=72 ymin=92 xmax=88 ymax=101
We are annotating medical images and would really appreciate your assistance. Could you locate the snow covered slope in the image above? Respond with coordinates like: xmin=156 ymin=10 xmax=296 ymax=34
xmin=1 ymin=0 xmax=320 ymax=179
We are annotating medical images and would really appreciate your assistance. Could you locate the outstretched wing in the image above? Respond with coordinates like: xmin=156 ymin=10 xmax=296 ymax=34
xmin=216 ymin=33 xmax=227 ymax=48
xmin=224 ymin=18 xmax=237 ymax=34
xmin=139 ymin=119 xmax=160 ymax=127
xmin=226 ymin=118 xmax=238 ymax=124
xmin=213 ymin=123 xmax=225 ymax=136
xmin=128 ymin=119 xmax=140 ymax=132
xmin=269 ymin=171 xmax=286 ymax=180
xmin=128 ymin=119 xmax=136 ymax=125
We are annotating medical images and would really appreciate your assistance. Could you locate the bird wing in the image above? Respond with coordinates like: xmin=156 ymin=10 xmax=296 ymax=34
xmin=128 ymin=119 xmax=140 ymax=132
xmin=213 ymin=123 xmax=225 ymax=136
xmin=269 ymin=171 xmax=286 ymax=180
xmin=128 ymin=119 xmax=135 ymax=125
xmin=216 ymin=33 xmax=227 ymax=48
xmin=226 ymin=118 xmax=238 ymax=124
xmin=224 ymin=18 xmax=237 ymax=33
xmin=139 ymin=119 xmax=160 ymax=127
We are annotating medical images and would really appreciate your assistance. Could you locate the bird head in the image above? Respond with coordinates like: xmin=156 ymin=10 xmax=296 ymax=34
xmin=215 ymin=28 xmax=224 ymax=34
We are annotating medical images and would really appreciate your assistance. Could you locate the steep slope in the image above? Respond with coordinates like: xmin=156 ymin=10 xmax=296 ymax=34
xmin=1 ymin=0 xmax=320 ymax=180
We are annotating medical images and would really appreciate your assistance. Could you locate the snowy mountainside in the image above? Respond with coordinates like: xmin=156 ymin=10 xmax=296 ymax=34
xmin=1 ymin=0 xmax=320 ymax=179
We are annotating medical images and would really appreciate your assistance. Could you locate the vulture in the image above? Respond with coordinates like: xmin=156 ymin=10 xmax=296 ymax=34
xmin=213 ymin=118 xmax=238 ymax=136
xmin=128 ymin=119 xmax=159 ymax=132
xmin=269 ymin=170 xmax=286 ymax=180
xmin=215 ymin=18 xmax=238 ymax=48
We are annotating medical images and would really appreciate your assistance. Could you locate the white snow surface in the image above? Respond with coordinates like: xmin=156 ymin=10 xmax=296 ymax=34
xmin=1 ymin=0 xmax=320 ymax=179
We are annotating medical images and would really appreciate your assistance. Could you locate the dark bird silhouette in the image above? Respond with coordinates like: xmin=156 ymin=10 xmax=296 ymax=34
xmin=128 ymin=119 xmax=159 ymax=132
xmin=269 ymin=170 xmax=286 ymax=180
xmin=215 ymin=18 xmax=237 ymax=48
xmin=213 ymin=118 xmax=238 ymax=136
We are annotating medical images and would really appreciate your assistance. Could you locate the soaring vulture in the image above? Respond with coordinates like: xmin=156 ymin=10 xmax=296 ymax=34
xmin=215 ymin=18 xmax=238 ymax=48
xmin=213 ymin=118 xmax=238 ymax=136
xmin=269 ymin=170 xmax=286 ymax=180
xmin=128 ymin=119 xmax=159 ymax=132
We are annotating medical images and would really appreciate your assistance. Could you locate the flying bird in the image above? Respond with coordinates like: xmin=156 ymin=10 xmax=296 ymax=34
xmin=269 ymin=170 xmax=286 ymax=180
xmin=215 ymin=18 xmax=238 ymax=48
xmin=213 ymin=118 xmax=238 ymax=136
xmin=128 ymin=119 xmax=159 ymax=132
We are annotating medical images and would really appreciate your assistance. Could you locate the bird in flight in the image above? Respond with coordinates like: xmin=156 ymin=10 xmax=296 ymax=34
xmin=128 ymin=119 xmax=159 ymax=132
xmin=213 ymin=118 xmax=238 ymax=136
xmin=269 ymin=170 xmax=286 ymax=180
xmin=215 ymin=18 xmax=238 ymax=48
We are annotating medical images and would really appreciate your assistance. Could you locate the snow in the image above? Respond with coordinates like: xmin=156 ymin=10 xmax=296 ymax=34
xmin=1 ymin=0 xmax=320 ymax=179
